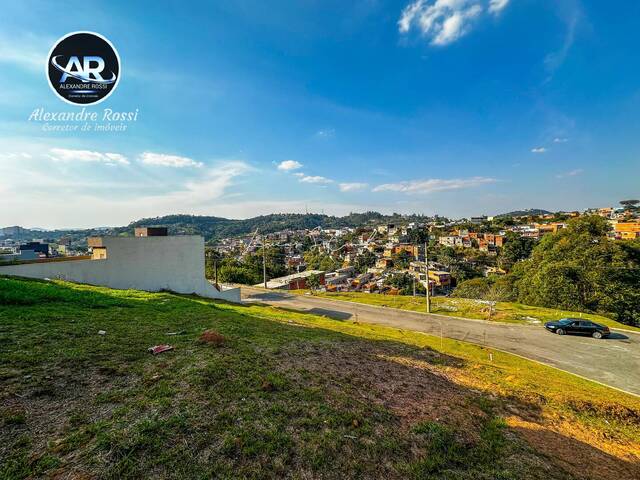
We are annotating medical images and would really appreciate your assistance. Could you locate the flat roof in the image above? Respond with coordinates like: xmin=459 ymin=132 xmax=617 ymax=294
xmin=257 ymin=270 xmax=324 ymax=289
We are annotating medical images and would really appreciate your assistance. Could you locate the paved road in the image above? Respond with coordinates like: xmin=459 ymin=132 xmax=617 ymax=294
xmin=242 ymin=287 xmax=640 ymax=396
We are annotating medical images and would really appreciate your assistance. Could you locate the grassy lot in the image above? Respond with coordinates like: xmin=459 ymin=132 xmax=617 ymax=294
xmin=294 ymin=290 xmax=640 ymax=332
xmin=1 ymin=276 xmax=639 ymax=479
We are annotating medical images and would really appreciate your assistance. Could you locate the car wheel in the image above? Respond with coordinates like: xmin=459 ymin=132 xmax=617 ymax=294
xmin=556 ymin=328 xmax=565 ymax=335
xmin=592 ymin=331 xmax=603 ymax=339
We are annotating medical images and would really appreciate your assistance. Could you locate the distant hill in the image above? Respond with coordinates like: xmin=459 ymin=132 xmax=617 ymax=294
xmin=496 ymin=209 xmax=552 ymax=218
xmin=127 ymin=212 xmax=436 ymax=242
xmin=1 ymin=211 xmax=439 ymax=244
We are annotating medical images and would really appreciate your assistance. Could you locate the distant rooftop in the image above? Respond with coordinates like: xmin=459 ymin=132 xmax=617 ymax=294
xmin=257 ymin=270 xmax=324 ymax=289
xmin=135 ymin=227 xmax=168 ymax=237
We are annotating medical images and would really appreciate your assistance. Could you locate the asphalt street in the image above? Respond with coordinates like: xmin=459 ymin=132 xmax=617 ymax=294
xmin=241 ymin=286 xmax=640 ymax=396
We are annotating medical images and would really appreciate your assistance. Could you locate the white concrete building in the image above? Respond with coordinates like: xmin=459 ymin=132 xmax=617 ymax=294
xmin=438 ymin=235 xmax=465 ymax=247
xmin=0 ymin=235 xmax=240 ymax=302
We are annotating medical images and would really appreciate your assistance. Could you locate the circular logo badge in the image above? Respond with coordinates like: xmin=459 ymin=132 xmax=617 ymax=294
xmin=47 ymin=31 xmax=120 ymax=105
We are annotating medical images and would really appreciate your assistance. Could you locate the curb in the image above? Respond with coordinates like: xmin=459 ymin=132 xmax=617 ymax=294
xmin=471 ymin=343 xmax=640 ymax=398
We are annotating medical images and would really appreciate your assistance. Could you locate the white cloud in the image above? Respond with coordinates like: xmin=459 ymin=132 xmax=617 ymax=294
xmin=373 ymin=176 xmax=496 ymax=194
xmin=315 ymin=128 xmax=335 ymax=138
xmin=0 ymin=152 xmax=32 ymax=160
xmin=544 ymin=9 xmax=579 ymax=81
xmin=398 ymin=0 xmax=509 ymax=46
xmin=277 ymin=159 xmax=303 ymax=171
xmin=553 ymin=137 xmax=568 ymax=143
xmin=488 ymin=0 xmax=510 ymax=15
xmin=339 ymin=182 xmax=369 ymax=192
xmin=556 ymin=168 xmax=583 ymax=179
xmin=158 ymin=161 xmax=251 ymax=204
xmin=0 ymin=159 xmax=253 ymax=228
xmin=48 ymin=148 xmax=129 ymax=166
xmin=0 ymin=32 xmax=51 ymax=71
xmin=298 ymin=174 xmax=334 ymax=184
xmin=531 ymin=147 xmax=547 ymax=154
xmin=139 ymin=152 xmax=203 ymax=168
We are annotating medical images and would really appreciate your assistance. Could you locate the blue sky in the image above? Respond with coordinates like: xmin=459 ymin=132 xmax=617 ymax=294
xmin=1 ymin=0 xmax=639 ymax=228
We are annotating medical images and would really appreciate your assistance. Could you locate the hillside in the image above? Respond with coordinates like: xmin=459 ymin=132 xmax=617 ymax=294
xmin=1 ymin=277 xmax=639 ymax=479
xmin=1 ymin=212 xmax=438 ymax=243
xmin=496 ymin=209 xmax=552 ymax=218
xmin=126 ymin=211 xmax=439 ymax=241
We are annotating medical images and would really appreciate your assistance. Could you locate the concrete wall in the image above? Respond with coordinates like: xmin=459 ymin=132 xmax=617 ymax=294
xmin=0 ymin=235 xmax=240 ymax=302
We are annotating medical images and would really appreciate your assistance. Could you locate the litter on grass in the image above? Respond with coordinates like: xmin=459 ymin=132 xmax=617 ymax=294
xmin=199 ymin=330 xmax=226 ymax=346
xmin=148 ymin=344 xmax=174 ymax=355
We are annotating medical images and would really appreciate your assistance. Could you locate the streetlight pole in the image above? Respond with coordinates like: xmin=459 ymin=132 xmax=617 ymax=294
xmin=424 ymin=240 xmax=431 ymax=313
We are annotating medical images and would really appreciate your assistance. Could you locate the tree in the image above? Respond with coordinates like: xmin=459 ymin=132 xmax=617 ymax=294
xmin=391 ymin=250 xmax=413 ymax=270
xmin=620 ymin=199 xmax=639 ymax=209
xmin=304 ymin=249 xmax=340 ymax=272
xmin=408 ymin=228 xmax=429 ymax=245
xmin=319 ymin=255 xmax=341 ymax=272
xmin=498 ymin=232 xmax=535 ymax=271
xmin=354 ymin=250 xmax=376 ymax=273
xmin=451 ymin=277 xmax=492 ymax=299
xmin=244 ymin=246 xmax=287 ymax=280
xmin=452 ymin=275 xmax=516 ymax=303
xmin=453 ymin=216 xmax=640 ymax=326
xmin=513 ymin=216 xmax=640 ymax=325
xmin=307 ymin=273 xmax=322 ymax=293
xmin=204 ymin=248 xmax=224 ymax=280
xmin=217 ymin=259 xmax=261 ymax=285
xmin=385 ymin=273 xmax=423 ymax=296
xmin=213 ymin=245 xmax=287 ymax=286
xmin=429 ymin=244 xmax=484 ymax=283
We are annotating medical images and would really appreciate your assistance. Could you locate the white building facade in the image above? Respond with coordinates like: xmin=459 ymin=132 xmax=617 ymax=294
xmin=0 ymin=235 xmax=240 ymax=302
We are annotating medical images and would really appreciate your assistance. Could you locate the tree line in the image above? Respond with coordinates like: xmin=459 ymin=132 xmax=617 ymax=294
xmin=453 ymin=216 xmax=640 ymax=326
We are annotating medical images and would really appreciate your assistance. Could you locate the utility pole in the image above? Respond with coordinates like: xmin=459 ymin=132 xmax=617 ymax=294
xmin=263 ymin=241 xmax=267 ymax=289
xmin=214 ymin=259 xmax=218 ymax=289
xmin=424 ymin=241 xmax=431 ymax=313
xmin=413 ymin=244 xmax=417 ymax=297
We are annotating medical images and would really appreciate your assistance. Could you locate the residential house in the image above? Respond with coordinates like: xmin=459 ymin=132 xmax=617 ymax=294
xmin=383 ymin=243 xmax=419 ymax=258
xmin=428 ymin=270 xmax=452 ymax=288
xmin=438 ymin=236 xmax=465 ymax=247
xmin=614 ymin=221 xmax=640 ymax=240
xmin=535 ymin=223 xmax=566 ymax=235
xmin=375 ymin=257 xmax=394 ymax=269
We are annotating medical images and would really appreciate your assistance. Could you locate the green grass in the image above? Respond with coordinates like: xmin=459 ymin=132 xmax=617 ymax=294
xmin=1 ymin=276 xmax=639 ymax=479
xmin=295 ymin=290 xmax=640 ymax=332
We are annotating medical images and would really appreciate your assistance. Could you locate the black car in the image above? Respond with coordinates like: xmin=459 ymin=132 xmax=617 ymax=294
xmin=544 ymin=318 xmax=610 ymax=339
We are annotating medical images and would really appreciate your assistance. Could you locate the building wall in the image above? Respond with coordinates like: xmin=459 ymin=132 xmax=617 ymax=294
xmin=0 ymin=236 xmax=240 ymax=302
xmin=615 ymin=222 xmax=640 ymax=233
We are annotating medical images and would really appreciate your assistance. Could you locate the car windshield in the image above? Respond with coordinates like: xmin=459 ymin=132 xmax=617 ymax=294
xmin=558 ymin=319 xmax=573 ymax=325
